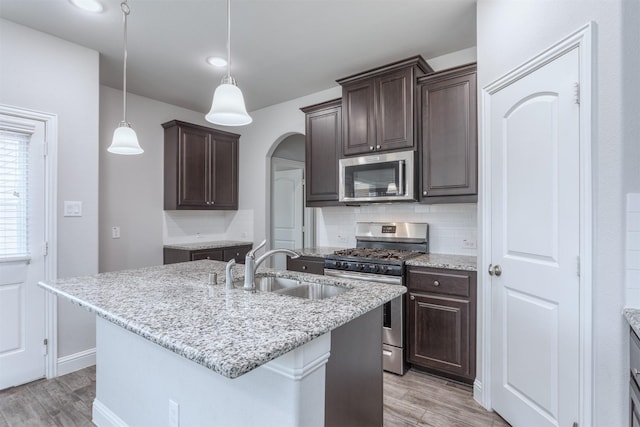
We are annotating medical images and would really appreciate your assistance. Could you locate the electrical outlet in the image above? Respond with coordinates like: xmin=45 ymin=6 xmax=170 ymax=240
xmin=111 ymin=226 xmax=121 ymax=239
xmin=169 ymin=400 xmax=179 ymax=427
xmin=462 ymin=239 xmax=476 ymax=249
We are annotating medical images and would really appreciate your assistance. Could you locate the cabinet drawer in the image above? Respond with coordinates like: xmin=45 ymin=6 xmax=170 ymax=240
xmin=287 ymin=256 xmax=325 ymax=275
xmin=223 ymin=245 xmax=252 ymax=264
xmin=407 ymin=268 xmax=471 ymax=297
xmin=191 ymin=249 xmax=223 ymax=261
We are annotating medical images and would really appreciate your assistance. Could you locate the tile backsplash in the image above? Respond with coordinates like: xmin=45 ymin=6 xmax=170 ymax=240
xmin=316 ymin=203 xmax=478 ymax=255
xmin=627 ymin=194 xmax=640 ymax=306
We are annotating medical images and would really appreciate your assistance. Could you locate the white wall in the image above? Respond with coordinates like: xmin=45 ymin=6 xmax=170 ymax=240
xmin=628 ymin=194 xmax=640 ymax=306
xmin=0 ymin=19 xmax=99 ymax=358
xmin=477 ymin=1 xmax=636 ymax=424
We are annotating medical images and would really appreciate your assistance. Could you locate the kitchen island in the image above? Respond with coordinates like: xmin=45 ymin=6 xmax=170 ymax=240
xmin=39 ymin=260 xmax=404 ymax=427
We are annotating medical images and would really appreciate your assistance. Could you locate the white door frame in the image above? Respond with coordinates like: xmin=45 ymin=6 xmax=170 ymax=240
xmin=0 ymin=104 xmax=58 ymax=380
xmin=478 ymin=22 xmax=594 ymax=426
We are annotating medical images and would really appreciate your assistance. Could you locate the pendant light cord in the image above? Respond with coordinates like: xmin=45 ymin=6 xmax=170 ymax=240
xmin=226 ymin=0 xmax=231 ymax=80
xmin=121 ymin=1 xmax=130 ymax=124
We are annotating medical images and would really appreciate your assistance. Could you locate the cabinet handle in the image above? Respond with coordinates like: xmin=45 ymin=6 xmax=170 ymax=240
xmin=369 ymin=146 xmax=374 ymax=151
xmin=423 ymin=191 xmax=428 ymax=196
xmin=206 ymin=256 xmax=210 ymax=260
xmin=410 ymin=295 xmax=415 ymax=300
xmin=301 ymin=265 xmax=307 ymax=270
xmin=376 ymin=145 xmax=381 ymax=150
xmin=236 ymin=252 xmax=240 ymax=257
xmin=433 ymin=280 xmax=440 ymax=287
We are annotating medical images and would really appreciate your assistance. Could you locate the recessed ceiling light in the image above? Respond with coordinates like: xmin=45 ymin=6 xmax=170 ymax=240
xmin=206 ymin=57 xmax=227 ymax=67
xmin=69 ymin=0 xmax=104 ymax=13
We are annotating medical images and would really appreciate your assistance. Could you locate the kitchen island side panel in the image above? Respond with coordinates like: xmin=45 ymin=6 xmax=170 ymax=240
xmin=93 ymin=317 xmax=329 ymax=427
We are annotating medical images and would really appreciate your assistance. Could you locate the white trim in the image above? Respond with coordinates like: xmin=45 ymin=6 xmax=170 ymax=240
xmin=57 ymin=347 xmax=96 ymax=376
xmin=262 ymin=349 xmax=330 ymax=380
xmin=92 ymin=399 xmax=130 ymax=427
xmin=0 ymin=104 xmax=58 ymax=381
xmin=478 ymin=22 xmax=594 ymax=426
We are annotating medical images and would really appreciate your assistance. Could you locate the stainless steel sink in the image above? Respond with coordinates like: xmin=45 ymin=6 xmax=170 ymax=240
xmin=234 ymin=275 xmax=349 ymax=300
xmin=275 ymin=283 xmax=349 ymax=300
xmin=254 ymin=276 xmax=302 ymax=292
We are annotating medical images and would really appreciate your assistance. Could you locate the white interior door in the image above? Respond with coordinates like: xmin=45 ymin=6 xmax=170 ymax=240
xmin=272 ymin=165 xmax=303 ymax=270
xmin=489 ymin=47 xmax=580 ymax=426
xmin=0 ymin=115 xmax=47 ymax=389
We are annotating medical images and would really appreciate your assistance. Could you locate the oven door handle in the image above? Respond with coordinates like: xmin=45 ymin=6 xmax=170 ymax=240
xmin=324 ymin=269 xmax=402 ymax=285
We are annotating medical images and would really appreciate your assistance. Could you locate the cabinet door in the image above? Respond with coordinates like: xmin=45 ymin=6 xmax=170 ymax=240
xmin=210 ymin=134 xmax=238 ymax=209
xmin=342 ymin=78 xmax=376 ymax=156
xmin=407 ymin=292 xmax=474 ymax=382
xmin=377 ymin=67 xmax=414 ymax=151
xmin=420 ymin=66 xmax=477 ymax=201
xmin=178 ymin=126 xmax=210 ymax=208
xmin=304 ymin=100 xmax=341 ymax=205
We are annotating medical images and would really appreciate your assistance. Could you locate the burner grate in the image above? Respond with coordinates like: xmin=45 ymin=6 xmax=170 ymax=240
xmin=332 ymin=248 xmax=422 ymax=261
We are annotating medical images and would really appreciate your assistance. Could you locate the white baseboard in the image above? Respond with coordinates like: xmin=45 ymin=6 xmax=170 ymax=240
xmin=92 ymin=399 xmax=129 ymax=427
xmin=57 ymin=347 xmax=96 ymax=376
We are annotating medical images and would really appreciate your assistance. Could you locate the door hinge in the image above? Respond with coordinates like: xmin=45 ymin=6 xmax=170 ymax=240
xmin=43 ymin=142 xmax=48 ymax=157
xmin=43 ymin=338 xmax=48 ymax=355
xmin=577 ymin=255 xmax=580 ymax=277
xmin=573 ymin=422 xmax=579 ymax=427
xmin=44 ymin=241 xmax=48 ymax=257
xmin=573 ymin=82 xmax=580 ymax=105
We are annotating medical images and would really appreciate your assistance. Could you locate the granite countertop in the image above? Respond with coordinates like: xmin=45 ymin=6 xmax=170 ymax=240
xmin=293 ymin=247 xmax=346 ymax=257
xmin=164 ymin=240 xmax=253 ymax=251
xmin=624 ymin=308 xmax=640 ymax=337
xmin=405 ymin=253 xmax=477 ymax=271
xmin=39 ymin=260 xmax=404 ymax=379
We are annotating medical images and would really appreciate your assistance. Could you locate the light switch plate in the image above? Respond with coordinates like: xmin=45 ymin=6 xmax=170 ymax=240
xmin=63 ymin=201 xmax=82 ymax=217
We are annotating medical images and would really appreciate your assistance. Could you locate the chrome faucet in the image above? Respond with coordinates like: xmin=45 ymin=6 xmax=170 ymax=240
xmin=225 ymin=258 xmax=236 ymax=290
xmin=243 ymin=240 xmax=300 ymax=292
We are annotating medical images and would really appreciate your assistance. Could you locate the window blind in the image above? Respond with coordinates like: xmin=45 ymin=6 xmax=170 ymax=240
xmin=0 ymin=130 xmax=30 ymax=258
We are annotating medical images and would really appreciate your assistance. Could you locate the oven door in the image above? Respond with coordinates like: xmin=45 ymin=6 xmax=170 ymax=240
xmin=339 ymin=151 xmax=415 ymax=203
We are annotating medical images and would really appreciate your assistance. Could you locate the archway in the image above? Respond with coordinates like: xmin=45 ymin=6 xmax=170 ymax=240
xmin=266 ymin=133 xmax=314 ymax=269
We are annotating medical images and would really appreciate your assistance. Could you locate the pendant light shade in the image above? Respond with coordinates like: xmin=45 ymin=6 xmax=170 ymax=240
xmin=108 ymin=0 xmax=143 ymax=155
xmin=206 ymin=77 xmax=252 ymax=126
xmin=109 ymin=122 xmax=142 ymax=155
xmin=205 ymin=0 xmax=252 ymax=126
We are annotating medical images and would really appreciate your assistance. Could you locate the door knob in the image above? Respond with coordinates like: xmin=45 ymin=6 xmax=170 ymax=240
xmin=488 ymin=264 xmax=503 ymax=277
xmin=410 ymin=295 xmax=415 ymax=301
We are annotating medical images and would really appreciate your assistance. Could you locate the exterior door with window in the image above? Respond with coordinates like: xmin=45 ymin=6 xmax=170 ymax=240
xmin=0 ymin=114 xmax=47 ymax=389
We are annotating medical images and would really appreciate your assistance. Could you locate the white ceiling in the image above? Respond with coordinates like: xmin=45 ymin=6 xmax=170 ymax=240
xmin=0 ymin=0 xmax=476 ymax=113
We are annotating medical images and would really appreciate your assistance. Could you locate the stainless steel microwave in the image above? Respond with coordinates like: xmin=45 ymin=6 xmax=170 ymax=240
xmin=339 ymin=151 xmax=415 ymax=203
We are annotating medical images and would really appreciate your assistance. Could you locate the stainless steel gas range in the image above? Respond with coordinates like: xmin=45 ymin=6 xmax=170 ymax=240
xmin=323 ymin=222 xmax=429 ymax=375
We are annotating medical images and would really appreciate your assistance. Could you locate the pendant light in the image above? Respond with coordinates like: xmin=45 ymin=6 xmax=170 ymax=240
xmin=108 ymin=0 xmax=143 ymax=155
xmin=205 ymin=0 xmax=252 ymax=126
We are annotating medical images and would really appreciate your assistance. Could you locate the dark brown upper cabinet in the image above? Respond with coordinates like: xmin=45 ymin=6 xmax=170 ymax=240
xmin=337 ymin=56 xmax=432 ymax=156
xmin=418 ymin=63 xmax=478 ymax=203
xmin=163 ymin=120 xmax=239 ymax=210
xmin=300 ymin=99 xmax=342 ymax=207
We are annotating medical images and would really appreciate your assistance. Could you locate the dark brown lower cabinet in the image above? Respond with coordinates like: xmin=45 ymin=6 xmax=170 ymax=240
xmin=163 ymin=244 xmax=252 ymax=265
xmin=286 ymin=256 xmax=325 ymax=275
xmin=407 ymin=267 xmax=476 ymax=384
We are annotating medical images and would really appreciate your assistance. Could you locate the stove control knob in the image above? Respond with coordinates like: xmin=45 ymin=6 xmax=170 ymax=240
xmin=357 ymin=263 xmax=365 ymax=271
xmin=373 ymin=265 xmax=380 ymax=273
xmin=334 ymin=261 xmax=342 ymax=269
xmin=381 ymin=266 xmax=388 ymax=273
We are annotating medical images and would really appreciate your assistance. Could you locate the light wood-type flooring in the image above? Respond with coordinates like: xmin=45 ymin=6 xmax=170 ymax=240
xmin=0 ymin=366 xmax=509 ymax=426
